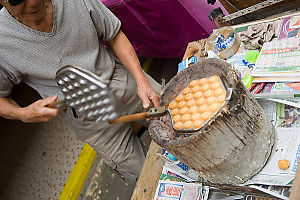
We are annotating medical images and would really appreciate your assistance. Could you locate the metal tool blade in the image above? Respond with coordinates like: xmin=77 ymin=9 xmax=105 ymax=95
xmin=55 ymin=65 xmax=121 ymax=122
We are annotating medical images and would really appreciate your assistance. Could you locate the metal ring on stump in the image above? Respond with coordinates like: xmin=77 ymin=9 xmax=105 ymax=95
xmin=150 ymin=58 xmax=275 ymax=184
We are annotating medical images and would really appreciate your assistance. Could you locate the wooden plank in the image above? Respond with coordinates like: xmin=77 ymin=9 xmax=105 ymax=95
xmin=131 ymin=142 xmax=164 ymax=200
xmin=182 ymin=39 xmax=207 ymax=62
xmin=219 ymin=0 xmax=299 ymax=18
xmin=218 ymin=0 xmax=235 ymax=14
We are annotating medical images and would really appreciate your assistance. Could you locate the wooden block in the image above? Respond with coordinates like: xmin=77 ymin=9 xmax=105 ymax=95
xmin=131 ymin=142 xmax=164 ymax=200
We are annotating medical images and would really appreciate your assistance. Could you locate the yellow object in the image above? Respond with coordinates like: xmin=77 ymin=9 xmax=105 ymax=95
xmin=185 ymin=93 xmax=194 ymax=101
xmin=187 ymin=99 xmax=196 ymax=107
xmin=174 ymin=121 xmax=184 ymax=130
xmin=180 ymin=107 xmax=189 ymax=115
xmin=175 ymin=95 xmax=184 ymax=102
xmin=172 ymin=115 xmax=181 ymax=123
xmin=183 ymin=121 xmax=193 ymax=129
xmin=189 ymin=80 xmax=199 ymax=87
xmin=168 ymin=75 xmax=226 ymax=130
xmin=199 ymin=78 xmax=208 ymax=85
xmin=178 ymin=101 xmax=186 ymax=109
xmin=191 ymin=86 xmax=201 ymax=93
xmin=194 ymin=91 xmax=203 ymax=99
xmin=182 ymin=88 xmax=191 ymax=95
xmin=278 ymin=159 xmax=290 ymax=170
xmin=59 ymin=143 xmax=97 ymax=200
xmin=168 ymin=101 xmax=177 ymax=110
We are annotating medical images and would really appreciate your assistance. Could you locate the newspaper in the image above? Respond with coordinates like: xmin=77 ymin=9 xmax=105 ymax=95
xmin=276 ymin=101 xmax=300 ymax=128
xmin=158 ymin=162 xmax=207 ymax=200
xmin=153 ymin=180 xmax=202 ymax=200
xmin=248 ymin=185 xmax=291 ymax=199
xmin=251 ymin=37 xmax=300 ymax=79
xmin=245 ymin=127 xmax=300 ymax=186
xmin=236 ymin=100 xmax=300 ymax=187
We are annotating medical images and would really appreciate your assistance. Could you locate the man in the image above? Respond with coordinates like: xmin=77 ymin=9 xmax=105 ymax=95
xmin=0 ymin=0 xmax=161 ymax=180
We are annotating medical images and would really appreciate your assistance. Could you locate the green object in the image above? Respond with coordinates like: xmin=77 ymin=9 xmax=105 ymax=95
xmin=160 ymin=174 xmax=187 ymax=182
xmin=276 ymin=103 xmax=285 ymax=127
xmin=242 ymin=74 xmax=254 ymax=89
xmin=245 ymin=51 xmax=260 ymax=63
xmin=235 ymin=26 xmax=249 ymax=33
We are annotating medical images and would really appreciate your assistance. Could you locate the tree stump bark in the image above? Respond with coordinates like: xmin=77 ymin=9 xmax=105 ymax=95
xmin=149 ymin=58 xmax=275 ymax=184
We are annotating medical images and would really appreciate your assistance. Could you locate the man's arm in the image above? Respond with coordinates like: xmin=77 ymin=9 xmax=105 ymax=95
xmin=0 ymin=96 xmax=59 ymax=123
xmin=108 ymin=30 xmax=160 ymax=108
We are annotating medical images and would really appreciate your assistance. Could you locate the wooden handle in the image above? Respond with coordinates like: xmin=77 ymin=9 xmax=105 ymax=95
xmin=108 ymin=112 xmax=148 ymax=124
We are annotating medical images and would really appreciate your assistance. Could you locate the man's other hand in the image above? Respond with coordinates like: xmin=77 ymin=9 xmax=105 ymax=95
xmin=21 ymin=95 xmax=60 ymax=123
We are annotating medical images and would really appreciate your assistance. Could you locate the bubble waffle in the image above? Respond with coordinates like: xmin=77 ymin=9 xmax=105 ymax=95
xmin=168 ymin=75 xmax=227 ymax=132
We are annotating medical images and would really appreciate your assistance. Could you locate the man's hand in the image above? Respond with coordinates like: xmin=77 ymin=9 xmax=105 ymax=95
xmin=20 ymin=95 xmax=60 ymax=123
xmin=137 ymin=82 xmax=160 ymax=109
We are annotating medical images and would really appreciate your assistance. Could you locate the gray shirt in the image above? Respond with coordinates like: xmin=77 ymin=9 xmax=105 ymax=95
xmin=0 ymin=0 xmax=121 ymax=99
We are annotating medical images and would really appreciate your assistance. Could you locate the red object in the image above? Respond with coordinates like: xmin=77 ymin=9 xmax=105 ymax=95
xmin=253 ymin=83 xmax=266 ymax=94
xmin=248 ymin=83 xmax=258 ymax=92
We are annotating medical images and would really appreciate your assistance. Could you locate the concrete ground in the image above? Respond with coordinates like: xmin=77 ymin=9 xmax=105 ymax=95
xmin=80 ymin=57 xmax=180 ymax=200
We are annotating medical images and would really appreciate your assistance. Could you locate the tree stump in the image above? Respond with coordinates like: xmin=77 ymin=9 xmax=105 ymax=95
xmin=150 ymin=58 xmax=275 ymax=184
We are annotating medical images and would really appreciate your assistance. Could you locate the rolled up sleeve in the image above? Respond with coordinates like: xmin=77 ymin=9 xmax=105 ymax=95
xmin=84 ymin=0 xmax=121 ymax=42
xmin=0 ymin=66 xmax=22 ymax=97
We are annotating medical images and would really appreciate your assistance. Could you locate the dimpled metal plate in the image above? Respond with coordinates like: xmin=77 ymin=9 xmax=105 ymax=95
xmin=55 ymin=65 xmax=120 ymax=122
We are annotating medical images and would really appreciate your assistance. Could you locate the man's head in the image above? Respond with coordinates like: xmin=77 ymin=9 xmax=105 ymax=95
xmin=3 ymin=0 xmax=26 ymax=6
xmin=0 ymin=0 xmax=46 ymax=22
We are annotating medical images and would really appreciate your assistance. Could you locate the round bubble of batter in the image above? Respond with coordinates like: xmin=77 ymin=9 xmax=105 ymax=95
xmin=168 ymin=101 xmax=177 ymax=110
xmin=201 ymin=83 xmax=210 ymax=92
xmin=191 ymin=113 xmax=201 ymax=121
xmin=191 ymin=86 xmax=201 ymax=93
xmin=214 ymin=88 xmax=226 ymax=96
xmin=198 ymin=104 xmax=208 ymax=113
xmin=180 ymin=107 xmax=189 ymax=115
xmin=211 ymin=81 xmax=222 ymax=90
xmin=174 ymin=121 xmax=184 ymax=130
xmin=196 ymin=98 xmax=205 ymax=106
xmin=217 ymin=94 xmax=226 ymax=103
xmin=171 ymin=108 xmax=179 ymax=116
xmin=189 ymin=106 xmax=198 ymax=114
xmin=177 ymin=101 xmax=186 ymax=108
xmin=182 ymin=88 xmax=191 ymax=95
xmin=189 ymin=80 xmax=199 ymax=88
xmin=209 ymin=103 xmax=221 ymax=113
xmin=187 ymin=99 xmax=196 ymax=107
xmin=194 ymin=91 xmax=203 ymax=99
xmin=208 ymin=75 xmax=220 ymax=83
xmin=182 ymin=114 xmax=191 ymax=122
xmin=176 ymin=95 xmax=184 ymax=102
xmin=204 ymin=90 xmax=213 ymax=98
xmin=185 ymin=93 xmax=194 ymax=101
xmin=193 ymin=120 xmax=204 ymax=130
xmin=207 ymin=96 xmax=216 ymax=104
xmin=200 ymin=111 xmax=212 ymax=121
xmin=199 ymin=78 xmax=208 ymax=85
xmin=183 ymin=121 xmax=193 ymax=129
xmin=172 ymin=115 xmax=181 ymax=123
